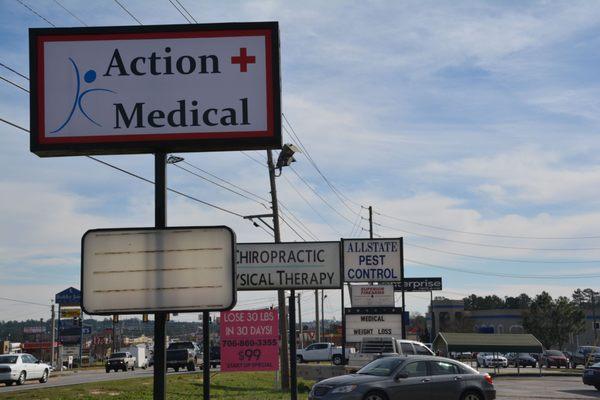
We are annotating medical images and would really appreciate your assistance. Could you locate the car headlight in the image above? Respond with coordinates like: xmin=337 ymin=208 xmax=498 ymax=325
xmin=331 ymin=385 xmax=357 ymax=393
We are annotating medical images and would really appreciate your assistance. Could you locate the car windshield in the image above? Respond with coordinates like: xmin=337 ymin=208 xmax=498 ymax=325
xmin=583 ymin=347 xmax=600 ymax=355
xmin=546 ymin=350 xmax=563 ymax=356
xmin=0 ymin=355 xmax=18 ymax=364
xmin=111 ymin=353 xmax=127 ymax=358
xmin=357 ymin=357 xmax=403 ymax=376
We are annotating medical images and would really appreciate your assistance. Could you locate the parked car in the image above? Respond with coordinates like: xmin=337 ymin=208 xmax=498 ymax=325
xmin=309 ymin=355 xmax=496 ymax=400
xmin=583 ymin=362 xmax=600 ymax=390
xmin=348 ymin=337 xmax=434 ymax=370
xmin=0 ymin=353 xmax=50 ymax=386
xmin=476 ymin=353 xmax=508 ymax=368
xmin=541 ymin=350 xmax=569 ymax=368
xmin=166 ymin=341 xmax=201 ymax=372
xmin=505 ymin=353 xmax=537 ymax=368
xmin=297 ymin=342 xmax=355 ymax=365
xmin=570 ymin=346 xmax=600 ymax=368
xmin=105 ymin=351 xmax=136 ymax=372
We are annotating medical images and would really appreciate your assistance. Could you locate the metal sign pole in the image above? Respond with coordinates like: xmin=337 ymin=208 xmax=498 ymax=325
xmin=400 ymin=238 xmax=406 ymax=339
xmin=341 ymin=283 xmax=346 ymax=365
xmin=289 ymin=290 xmax=297 ymax=400
xmin=203 ymin=311 xmax=210 ymax=400
xmin=153 ymin=152 xmax=167 ymax=400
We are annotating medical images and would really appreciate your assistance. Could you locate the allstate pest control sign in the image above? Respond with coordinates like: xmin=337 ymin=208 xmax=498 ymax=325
xmin=343 ymin=238 xmax=402 ymax=282
xmin=29 ymin=22 xmax=281 ymax=156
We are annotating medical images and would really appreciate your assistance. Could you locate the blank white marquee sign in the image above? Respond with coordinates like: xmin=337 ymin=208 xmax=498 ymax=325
xmin=82 ymin=226 xmax=236 ymax=314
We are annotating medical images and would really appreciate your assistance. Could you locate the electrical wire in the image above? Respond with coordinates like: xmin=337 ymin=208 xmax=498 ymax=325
xmin=174 ymin=0 xmax=198 ymax=23
xmin=0 ymin=75 xmax=28 ymax=92
xmin=0 ymin=296 xmax=50 ymax=307
xmin=376 ymin=222 xmax=600 ymax=251
xmin=53 ymin=0 xmax=88 ymax=26
xmin=167 ymin=0 xmax=192 ymax=23
xmin=374 ymin=210 xmax=600 ymax=240
xmin=14 ymin=0 xmax=56 ymax=26
xmin=405 ymin=258 xmax=600 ymax=279
xmin=0 ymin=63 xmax=29 ymax=81
xmin=113 ymin=0 xmax=143 ymax=25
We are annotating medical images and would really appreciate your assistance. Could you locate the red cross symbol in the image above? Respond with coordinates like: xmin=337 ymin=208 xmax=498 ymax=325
xmin=231 ymin=47 xmax=256 ymax=72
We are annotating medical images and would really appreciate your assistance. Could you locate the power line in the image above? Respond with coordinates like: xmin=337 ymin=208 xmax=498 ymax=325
xmin=376 ymin=222 xmax=600 ymax=251
xmin=406 ymin=242 xmax=600 ymax=264
xmin=113 ymin=0 xmax=143 ymax=25
xmin=405 ymin=258 xmax=600 ymax=279
xmin=15 ymin=0 xmax=56 ymax=26
xmin=0 ymin=75 xmax=28 ymax=92
xmin=0 ymin=63 xmax=29 ymax=81
xmin=174 ymin=0 xmax=198 ymax=23
xmin=0 ymin=296 xmax=49 ymax=307
xmin=167 ymin=0 xmax=192 ymax=23
xmin=374 ymin=210 xmax=600 ymax=240
xmin=53 ymin=0 xmax=88 ymax=26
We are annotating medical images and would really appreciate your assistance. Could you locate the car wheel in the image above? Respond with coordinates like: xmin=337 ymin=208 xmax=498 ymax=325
xmin=187 ymin=362 xmax=196 ymax=372
xmin=363 ymin=390 xmax=388 ymax=400
xmin=296 ymin=355 xmax=304 ymax=364
xmin=332 ymin=355 xmax=343 ymax=365
xmin=39 ymin=369 xmax=49 ymax=383
xmin=461 ymin=391 xmax=484 ymax=400
xmin=595 ymin=385 xmax=600 ymax=391
xmin=6 ymin=381 xmax=14 ymax=386
xmin=131 ymin=366 xmax=135 ymax=371
xmin=16 ymin=371 xmax=26 ymax=386
xmin=106 ymin=368 xmax=110 ymax=373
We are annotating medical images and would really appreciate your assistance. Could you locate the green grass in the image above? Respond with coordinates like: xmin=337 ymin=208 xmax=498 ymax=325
xmin=0 ymin=372 xmax=314 ymax=400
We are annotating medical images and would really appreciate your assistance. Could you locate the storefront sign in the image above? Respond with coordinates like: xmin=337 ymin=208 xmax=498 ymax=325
xmin=60 ymin=307 xmax=81 ymax=318
xmin=342 ymin=238 xmax=402 ymax=282
xmin=350 ymin=285 xmax=394 ymax=307
xmin=345 ymin=307 xmax=403 ymax=342
xmin=81 ymin=226 xmax=236 ymax=314
xmin=394 ymin=277 xmax=442 ymax=292
xmin=23 ymin=326 xmax=47 ymax=334
xmin=220 ymin=309 xmax=278 ymax=372
xmin=55 ymin=287 xmax=81 ymax=306
xmin=30 ymin=22 xmax=281 ymax=157
xmin=236 ymin=242 xmax=341 ymax=290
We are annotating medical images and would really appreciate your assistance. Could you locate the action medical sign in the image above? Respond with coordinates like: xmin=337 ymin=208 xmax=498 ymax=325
xmin=345 ymin=307 xmax=403 ymax=342
xmin=350 ymin=284 xmax=395 ymax=307
xmin=236 ymin=242 xmax=341 ymax=290
xmin=29 ymin=22 xmax=281 ymax=157
xmin=220 ymin=309 xmax=278 ymax=372
xmin=394 ymin=277 xmax=442 ymax=292
xmin=342 ymin=238 xmax=402 ymax=282
xmin=81 ymin=226 xmax=236 ymax=314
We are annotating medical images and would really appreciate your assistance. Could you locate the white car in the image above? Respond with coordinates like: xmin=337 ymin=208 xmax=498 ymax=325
xmin=0 ymin=353 xmax=50 ymax=386
xmin=476 ymin=352 xmax=508 ymax=368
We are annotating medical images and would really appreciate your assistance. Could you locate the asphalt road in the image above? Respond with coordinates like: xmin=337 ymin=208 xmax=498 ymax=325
xmin=1 ymin=370 xmax=598 ymax=399
xmin=0 ymin=367 xmax=202 ymax=394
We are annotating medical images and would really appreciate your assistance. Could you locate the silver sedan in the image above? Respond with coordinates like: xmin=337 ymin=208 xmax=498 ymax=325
xmin=309 ymin=355 xmax=495 ymax=400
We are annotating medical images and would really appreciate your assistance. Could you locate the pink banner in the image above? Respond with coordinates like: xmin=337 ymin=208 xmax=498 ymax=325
xmin=220 ymin=309 xmax=279 ymax=372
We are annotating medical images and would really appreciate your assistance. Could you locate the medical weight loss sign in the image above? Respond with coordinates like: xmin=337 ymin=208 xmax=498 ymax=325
xmin=343 ymin=238 xmax=402 ymax=282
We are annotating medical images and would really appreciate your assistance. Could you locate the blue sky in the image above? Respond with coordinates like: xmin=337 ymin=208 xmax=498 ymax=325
xmin=2 ymin=0 xmax=600 ymax=322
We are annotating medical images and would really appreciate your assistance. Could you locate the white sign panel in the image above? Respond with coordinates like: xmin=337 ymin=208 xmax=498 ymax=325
xmin=236 ymin=242 xmax=341 ymax=290
xmin=30 ymin=22 xmax=281 ymax=156
xmin=343 ymin=238 xmax=402 ymax=282
xmin=345 ymin=311 xmax=403 ymax=342
xmin=350 ymin=285 xmax=395 ymax=307
xmin=82 ymin=226 xmax=236 ymax=314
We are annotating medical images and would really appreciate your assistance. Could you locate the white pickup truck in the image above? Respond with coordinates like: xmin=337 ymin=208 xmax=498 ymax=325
xmin=296 ymin=342 xmax=355 ymax=365
xmin=348 ymin=337 xmax=434 ymax=370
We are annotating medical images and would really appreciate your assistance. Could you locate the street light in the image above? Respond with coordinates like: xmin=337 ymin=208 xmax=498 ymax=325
xmin=275 ymin=143 xmax=300 ymax=175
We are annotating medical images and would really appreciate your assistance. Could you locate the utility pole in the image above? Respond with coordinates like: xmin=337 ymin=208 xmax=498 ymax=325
xmin=368 ymin=206 xmax=373 ymax=239
xmin=321 ymin=292 xmax=326 ymax=339
xmin=297 ymin=293 xmax=303 ymax=349
xmin=315 ymin=290 xmax=320 ymax=342
xmin=50 ymin=302 xmax=55 ymax=369
xmin=267 ymin=149 xmax=290 ymax=391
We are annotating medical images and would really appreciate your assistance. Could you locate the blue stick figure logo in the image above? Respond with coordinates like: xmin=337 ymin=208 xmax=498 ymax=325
xmin=51 ymin=57 xmax=116 ymax=133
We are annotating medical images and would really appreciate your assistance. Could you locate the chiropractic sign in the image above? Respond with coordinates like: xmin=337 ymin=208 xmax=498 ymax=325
xmin=342 ymin=238 xmax=402 ymax=282
xmin=29 ymin=22 xmax=281 ymax=157
xmin=236 ymin=242 xmax=341 ymax=290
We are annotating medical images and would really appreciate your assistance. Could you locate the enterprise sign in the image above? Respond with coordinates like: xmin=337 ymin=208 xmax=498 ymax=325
xmin=394 ymin=277 xmax=442 ymax=292
xmin=236 ymin=242 xmax=341 ymax=290
xmin=81 ymin=226 xmax=236 ymax=314
xmin=343 ymin=238 xmax=402 ymax=282
xmin=30 ymin=22 xmax=281 ymax=157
